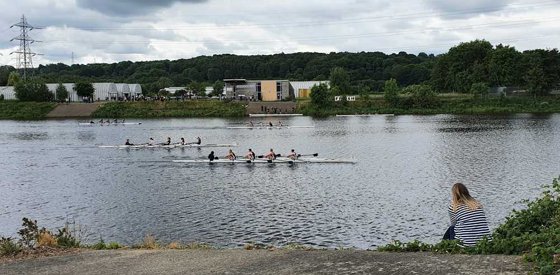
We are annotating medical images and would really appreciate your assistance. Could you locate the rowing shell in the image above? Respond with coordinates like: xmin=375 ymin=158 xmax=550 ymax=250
xmin=226 ymin=126 xmax=314 ymax=129
xmin=99 ymin=143 xmax=237 ymax=149
xmin=172 ymin=157 xmax=356 ymax=164
xmin=79 ymin=122 xmax=142 ymax=125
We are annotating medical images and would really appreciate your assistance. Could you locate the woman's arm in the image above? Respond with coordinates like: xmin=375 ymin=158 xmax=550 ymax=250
xmin=448 ymin=205 xmax=457 ymax=225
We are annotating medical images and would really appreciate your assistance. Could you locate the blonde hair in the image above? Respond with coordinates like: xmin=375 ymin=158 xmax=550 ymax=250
xmin=451 ymin=183 xmax=481 ymax=212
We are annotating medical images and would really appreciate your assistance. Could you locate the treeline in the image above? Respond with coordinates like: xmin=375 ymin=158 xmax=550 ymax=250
xmin=0 ymin=39 xmax=558 ymax=95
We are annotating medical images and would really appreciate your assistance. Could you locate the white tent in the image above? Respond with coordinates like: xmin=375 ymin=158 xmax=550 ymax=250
xmin=46 ymin=83 xmax=77 ymax=102
xmin=128 ymin=84 xmax=142 ymax=96
xmin=0 ymin=86 xmax=16 ymax=100
xmin=93 ymin=83 xmax=118 ymax=101
xmin=115 ymin=83 xmax=131 ymax=97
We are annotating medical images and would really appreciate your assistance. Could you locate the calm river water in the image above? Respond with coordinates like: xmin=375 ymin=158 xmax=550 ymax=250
xmin=1 ymin=114 xmax=559 ymax=248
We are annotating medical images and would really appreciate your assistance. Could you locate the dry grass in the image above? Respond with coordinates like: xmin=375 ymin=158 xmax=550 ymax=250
xmin=167 ymin=242 xmax=181 ymax=249
xmin=37 ymin=232 xmax=57 ymax=247
xmin=142 ymin=235 xmax=158 ymax=249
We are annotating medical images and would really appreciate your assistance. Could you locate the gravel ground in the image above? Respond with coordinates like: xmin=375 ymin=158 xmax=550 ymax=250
xmin=0 ymin=249 xmax=531 ymax=275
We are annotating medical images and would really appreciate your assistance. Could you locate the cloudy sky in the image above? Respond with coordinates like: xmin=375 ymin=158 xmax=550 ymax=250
xmin=0 ymin=0 xmax=559 ymax=66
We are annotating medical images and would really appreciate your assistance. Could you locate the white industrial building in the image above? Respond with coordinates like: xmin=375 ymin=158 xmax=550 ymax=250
xmin=46 ymin=83 xmax=78 ymax=101
xmin=0 ymin=82 xmax=142 ymax=102
xmin=290 ymin=81 xmax=329 ymax=98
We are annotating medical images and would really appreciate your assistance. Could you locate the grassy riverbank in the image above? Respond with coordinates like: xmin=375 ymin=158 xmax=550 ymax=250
xmin=0 ymin=101 xmax=56 ymax=120
xmin=92 ymin=101 xmax=246 ymax=118
xmin=298 ymin=95 xmax=560 ymax=116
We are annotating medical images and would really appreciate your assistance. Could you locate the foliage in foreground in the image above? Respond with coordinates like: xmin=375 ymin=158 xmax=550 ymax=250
xmin=378 ymin=177 xmax=560 ymax=274
xmin=0 ymin=218 xmax=81 ymax=257
xmin=92 ymin=101 xmax=246 ymax=118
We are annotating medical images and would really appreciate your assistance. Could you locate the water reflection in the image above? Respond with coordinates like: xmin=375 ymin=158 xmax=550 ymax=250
xmin=0 ymin=115 xmax=559 ymax=248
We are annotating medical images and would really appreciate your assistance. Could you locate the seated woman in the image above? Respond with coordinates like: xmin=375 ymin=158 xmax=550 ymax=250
xmin=443 ymin=183 xmax=491 ymax=246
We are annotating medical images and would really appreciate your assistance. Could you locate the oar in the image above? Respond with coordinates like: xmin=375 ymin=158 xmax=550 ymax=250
xmin=257 ymin=154 xmax=282 ymax=158
xmin=297 ymin=153 xmax=319 ymax=157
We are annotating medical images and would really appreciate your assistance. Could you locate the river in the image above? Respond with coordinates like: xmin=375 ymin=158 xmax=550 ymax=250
xmin=0 ymin=114 xmax=559 ymax=249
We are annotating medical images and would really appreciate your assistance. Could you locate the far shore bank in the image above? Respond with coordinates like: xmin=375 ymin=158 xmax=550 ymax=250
xmin=2 ymin=95 xmax=560 ymax=120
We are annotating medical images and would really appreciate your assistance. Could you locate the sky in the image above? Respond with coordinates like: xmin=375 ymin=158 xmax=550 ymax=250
xmin=0 ymin=0 xmax=559 ymax=66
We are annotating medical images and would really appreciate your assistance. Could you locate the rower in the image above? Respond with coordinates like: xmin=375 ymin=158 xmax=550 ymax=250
xmin=226 ymin=149 xmax=236 ymax=160
xmin=287 ymin=149 xmax=297 ymax=160
xmin=269 ymin=122 xmax=273 ymax=127
xmin=278 ymin=121 xmax=283 ymax=127
xmin=125 ymin=139 xmax=134 ymax=146
xmin=208 ymin=151 xmax=215 ymax=162
xmin=265 ymin=148 xmax=276 ymax=160
xmin=196 ymin=137 xmax=201 ymax=145
xmin=164 ymin=137 xmax=171 ymax=145
xmin=249 ymin=121 xmax=254 ymax=127
xmin=180 ymin=137 xmax=186 ymax=145
xmin=148 ymin=138 xmax=155 ymax=146
xmin=89 ymin=120 xmax=94 ymax=124
xmin=245 ymin=149 xmax=256 ymax=160
xmin=113 ymin=118 xmax=118 ymax=123
xmin=98 ymin=119 xmax=104 ymax=123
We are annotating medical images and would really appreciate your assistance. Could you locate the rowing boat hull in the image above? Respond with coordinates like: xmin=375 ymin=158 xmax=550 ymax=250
xmin=99 ymin=143 xmax=237 ymax=149
xmin=79 ymin=122 xmax=142 ymax=125
xmin=226 ymin=126 xmax=314 ymax=129
xmin=172 ymin=157 xmax=356 ymax=164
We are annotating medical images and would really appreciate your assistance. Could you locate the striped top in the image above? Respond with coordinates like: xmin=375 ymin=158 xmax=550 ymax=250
xmin=448 ymin=204 xmax=491 ymax=246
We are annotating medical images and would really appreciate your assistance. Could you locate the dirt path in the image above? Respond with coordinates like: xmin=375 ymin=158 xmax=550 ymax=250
xmin=0 ymin=249 xmax=530 ymax=275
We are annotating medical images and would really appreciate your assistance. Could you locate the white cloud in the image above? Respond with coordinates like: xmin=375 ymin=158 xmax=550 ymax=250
xmin=0 ymin=0 xmax=559 ymax=66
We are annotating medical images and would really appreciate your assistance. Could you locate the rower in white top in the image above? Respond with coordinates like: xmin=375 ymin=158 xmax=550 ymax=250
xmin=148 ymin=138 xmax=155 ymax=146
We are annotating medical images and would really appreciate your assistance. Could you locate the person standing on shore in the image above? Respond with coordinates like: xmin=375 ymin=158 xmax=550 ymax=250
xmin=443 ymin=183 xmax=491 ymax=246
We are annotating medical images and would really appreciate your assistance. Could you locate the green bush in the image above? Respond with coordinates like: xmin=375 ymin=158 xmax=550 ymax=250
xmin=0 ymin=237 xmax=22 ymax=256
xmin=55 ymin=227 xmax=80 ymax=248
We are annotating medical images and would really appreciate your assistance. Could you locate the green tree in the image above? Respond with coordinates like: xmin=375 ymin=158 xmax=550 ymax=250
xmin=0 ymin=66 xmax=15 ymax=86
xmin=402 ymin=84 xmax=439 ymax=108
xmin=433 ymin=40 xmax=492 ymax=93
xmin=55 ymin=83 xmax=69 ymax=102
xmin=156 ymin=77 xmax=174 ymax=90
xmin=383 ymin=78 xmax=400 ymax=107
xmin=7 ymin=71 xmax=21 ymax=86
xmin=212 ymin=80 xmax=224 ymax=97
xmin=329 ymin=67 xmax=351 ymax=94
xmin=488 ymin=44 xmax=523 ymax=86
xmin=310 ymin=83 xmax=330 ymax=107
xmin=470 ymin=82 xmax=489 ymax=99
xmin=74 ymin=82 xmax=95 ymax=100
xmin=525 ymin=66 xmax=546 ymax=96
xmin=14 ymin=79 xmax=53 ymax=102
xmin=188 ymin=81 xmax=206 ymax=96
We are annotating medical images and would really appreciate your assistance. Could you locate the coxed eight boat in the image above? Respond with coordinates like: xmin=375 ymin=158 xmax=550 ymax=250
xmin=172 ymin=157 xmax=355 ymax=164
xmin=99 ymin=143 xmax=237 ymax=149
xmin=226 ymin=125 xmax=314 ymax=129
